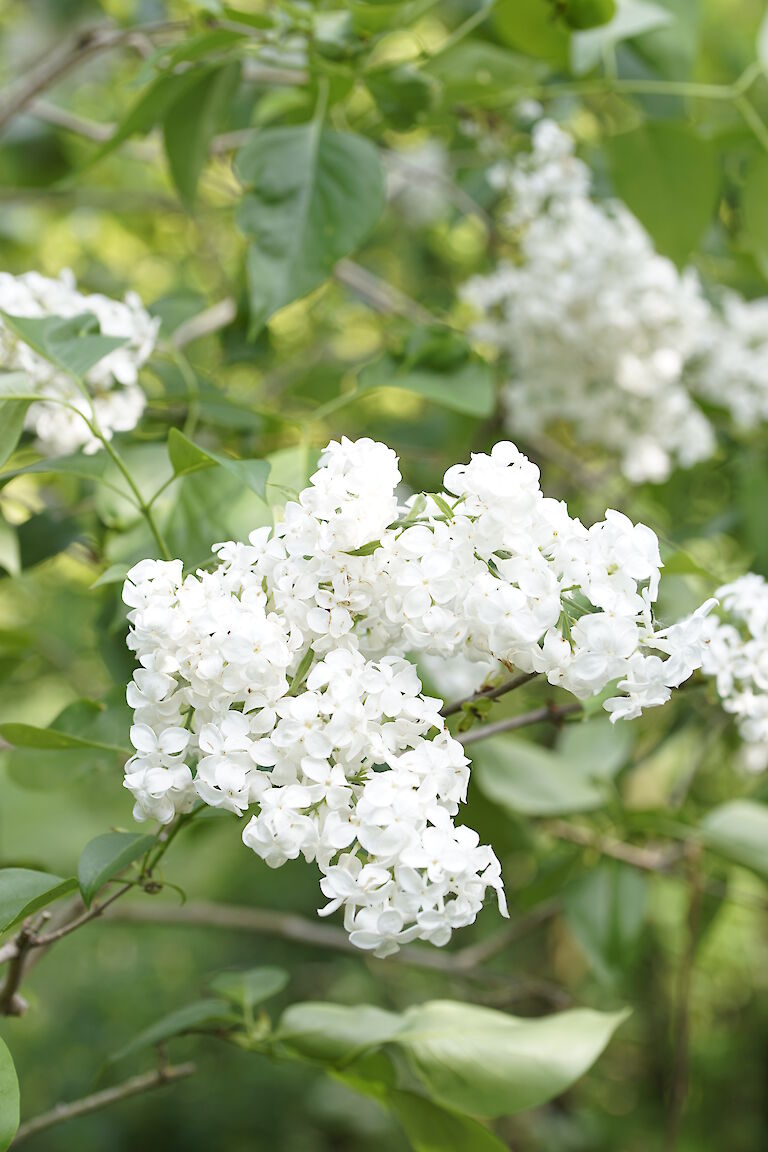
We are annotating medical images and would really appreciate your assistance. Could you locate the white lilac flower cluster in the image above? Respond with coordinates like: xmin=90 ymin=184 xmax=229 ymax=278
xmin=461 ymin=120 xmax=768 ymax=484
xmin=122 ymin=437 xmax=713 ymax=955
xmin=0 ymin=270 xmax=158 ymax=455
xmin=701 ymin=574 xmax=768 ymax=772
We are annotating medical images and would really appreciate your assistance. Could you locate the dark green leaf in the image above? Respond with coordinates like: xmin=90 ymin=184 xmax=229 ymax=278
xmin=0 ymin=401 xmax=30 ymax=468
xmin=606 ymin=121 xmax=719 ymax=264
xmin=562 ymin=863 xmax=647 ymax=982
xmin=163 ymin=63 xmax=241 ymax=208
xmin=564 ymin=0 xmax=617 ymax=29
xmin=391 ymin=1091 xmax=508 ymax=1151
xmin=78 ymin=832 xmax=155 ymax=908
xmin=0 ymin=868 xmax=77 ymax=934
xmin=236 ymin=125 xmax=385 ymax=330
xmin=359 ymin=355 xmax=495 ymax=417
xmin=493 ymin=0 xmax=571 ymax=65
xmin=167 ymin=428 xmax=270 ymax=500
xmin=112 ymin=999 xmax=239 ymax=1062
xmin=0 ymin=312 xmax=128 ymax=380
xmin=0 ymin=1037 xmax=19 ymax=1152
xmin=210 ymin=967 xmax=289 ymax=1012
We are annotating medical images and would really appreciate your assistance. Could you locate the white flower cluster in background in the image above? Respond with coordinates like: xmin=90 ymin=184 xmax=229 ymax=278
xmin=386 ymin=140 xmax=452 ymax=226
xmin=123 ymin=437 xmax=714 ymax=955
xmin=0 ymin=270 xmax=158 ymax=455
xmin=701 ymin=574 xmax=768 ymax=772
xmin=694 ymin=292 xmax=768 ymax=428
xmin=462 ymin=120 xmax=768 ymax=484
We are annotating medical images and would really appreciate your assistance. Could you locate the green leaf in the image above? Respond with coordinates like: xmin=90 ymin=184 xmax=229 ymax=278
xmin=90 ymin=67 xmax=219 ymax=165
xmin=0 ymin=1037 xmax=19 ymax=1152
xmin=365 ymin=65 xmax=435 ymax=129
xmin=0 ymin=721 xmax=128 ymax=756
xmin=210 ymin=967 xmax=289 ymax=1012
xmin=0 ymin=399 xmax=31 ymax=468
xmin=743 ymin=152 xmax=768 ymax=268
xmin=571 ymin=0 xmax=673 ymax=73
xmin=0 ymin=868 xmax=77 ymax=934
xmin=759 ymin=6 xmax=768 ymax=70
xmin=395 ymin=1002 xmax=630 ymax=1117
xmin=167 ymin=428 xmax=271 ymax=500
xmin=391 ymin=1092 xmax=508 ymax=1152
xmin=700 ymin=800 xmax=768 ymax=880
xmin=359 ymin=355 xmax=495 ymax=417
xmin=0 ymin=451 xmax=109 ymax=490
xmin=474 ymin=721 xmax=630 ymax=816
xmin=0 ymin=312 xmax=129 ymax=380
xmin=78 ymin=832 xmax=155 ymax=908
xmin=235 ymin=125 xmax=385 ymax=330
xmin=606 ymin=121 xmax=719 ymax=264
xmin=493 ymin=0 xmax=571 ymax=65
xmin=163 ymin=62 xmax=241 ymax=208
xmin=112 ymin=999 xmax=239 ymax=1062
xmin=0 ymin=515 xmax=19 ymax=577
xmin=564 ymin=0 xmax=617 ymax=29
xmin=426 ymin=41 xmax=545 ymax=107
xmin=276 ymin=1002 xmax=405 ymax=1063
xmin=562 ymin=863 xmax=648 ymax=982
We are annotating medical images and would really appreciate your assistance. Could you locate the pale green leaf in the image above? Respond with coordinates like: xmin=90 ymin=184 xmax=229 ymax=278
xmin=700 ymin=800 xmax=768 ymax=880
xmin=0 ymin=1037 xmax=19 ymax=1152
xmin=0 ymin=868 xmax=77 ymax=934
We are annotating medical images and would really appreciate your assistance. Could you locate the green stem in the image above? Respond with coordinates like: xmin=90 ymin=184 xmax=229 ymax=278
xmin=90 ymin=425 xmax=172 ymax=560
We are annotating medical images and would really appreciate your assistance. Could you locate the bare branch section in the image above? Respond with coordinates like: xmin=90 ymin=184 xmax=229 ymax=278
xmin=544 ymin=820 xmax=688 ymax=873
xmin=171 ymin=299 xmax=237 ymax=348
xmin=441 ymin=670 xmax=538 ymax=719
xmin=0 ymin=21 xmax=185 ymax=136
xmin=457 ymin=700 xmax=582 ymax=745
xmin=334 ymin=259 xmax=437 ymax=325
xmin=12 ymin=1063 xmax=196 ymax=1145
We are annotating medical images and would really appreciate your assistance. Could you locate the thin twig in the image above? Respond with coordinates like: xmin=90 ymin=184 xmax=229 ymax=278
xmin=334 ymin=259 xmax=438 ymax=325
xmin=441 ymin=671 xmax=537 ymax=719
xmin=458 ymin=701 xmax=582 ymax=745
xmin=28 ymin=99 xmax=112 ymax=141
xmin=12 ymin=1063 xmax=196 ymax=1145
xmin=0 ymin=22 xmax=185 ymax=136
xmin=0 ymin=926 xmax=34 ymax=1016
xmin=171 ymin=299 xmax=237 ymax=348
xmin=544 ymin=820 xmax=687 ymax=874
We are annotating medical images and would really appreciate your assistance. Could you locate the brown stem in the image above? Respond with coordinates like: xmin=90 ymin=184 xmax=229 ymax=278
xmin=0 ymin=926 xmax=34 ymax=1016
xmin=0 ymin=22 xmax=185 ymax=136
xmin=334 ymin=259 xmax=438 ymax=325
xmin=171 ymin=299 xmax=237 ymax=348
xmin=544 ymin=820 xmax=688 ymax=874
xmin=441 ymin=671 xmax=538 ymax=718
xmin=458 ymin=700 xmax=582 ymax=745
xmin=12 ymin=1063 xmax=196 ymax=1145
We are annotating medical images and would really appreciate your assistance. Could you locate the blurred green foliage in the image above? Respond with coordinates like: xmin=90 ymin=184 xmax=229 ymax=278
xmin=1 ymin=0 xmax=768 ymax=1149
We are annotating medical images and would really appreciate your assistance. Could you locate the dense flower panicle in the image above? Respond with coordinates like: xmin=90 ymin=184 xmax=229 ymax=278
xmin=700 ymin=574 xmax=768 ymax=772
xmin=0 ymin=269 xmax=158 ymax=454
xmin=123 ymin=436 xmax=713 ymax=954
xmin=461 ymin=120 xmax=716 ymax=483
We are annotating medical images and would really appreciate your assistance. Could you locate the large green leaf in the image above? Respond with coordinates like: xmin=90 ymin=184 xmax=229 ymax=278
xmin=0 ymin=1037 xmax=19 ymax=1152
xmin=112 ymin=999 xmax=240 ymax=1062
xmin=163 ymin=62 xmax=241 ymax=208
xmin=473 ymin=721 xmax=631 ymax=816
xmin=0 ymin=721 xmax=128 ymax=755
xmin=562 ymin=863 xmax=648 ymax=982
xmin=391 ymin=1092 xmax=508 ymax=1152
xmin=167 ymin=428 xmax=271 ymax=500
xmin=493 ymin=0 xmax=571 ymax=65
xmin=0 ymin=312 xmax=129 ymax=380
xmin=1 ymin=697 xmax=131 ymax=791
xmin=605 ymin=121 xmax=719 ymax=264
xmin=571 ymin=0 xmax=673 ymax=73
xmin=425 ymin=41 xmax=545 ymax=107
xmin=359 ymin=355 xmax=496 ymax=417
xmin=700 ymin=800 xmax=768 ymax=880
xmin=78 ymin=832 xmax=155 ymax=908
xmin=395 ymin=1002 xmax=630 ymax=1117
xmin=210 ymin=967 xmax=289 ymax=1013
xmin=0 ymin=868 xmax=77 ymax=934
xmin=742 ymin=152 xmax=768 ymax=269
xmin=276 ymin=1003 xmax=405 ymax=1063
xmin=235 ymin=125 xmax=385 ymax=329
